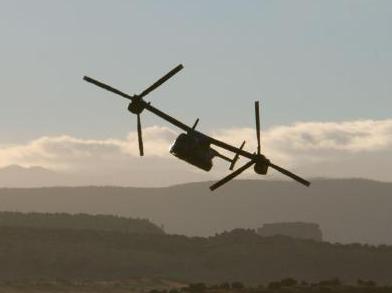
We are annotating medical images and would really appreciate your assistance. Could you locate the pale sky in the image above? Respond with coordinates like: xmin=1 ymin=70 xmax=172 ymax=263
xmin=0 ymin=0 xmax=391 ymax=185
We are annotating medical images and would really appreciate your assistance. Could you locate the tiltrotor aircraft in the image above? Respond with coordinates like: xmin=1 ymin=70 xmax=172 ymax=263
xmin=83 ymin=65 xmax=310 ymax=190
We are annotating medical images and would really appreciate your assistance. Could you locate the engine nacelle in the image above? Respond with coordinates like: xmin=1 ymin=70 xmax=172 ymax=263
xmin=254 ymin=160 xmax=269 ymax=175
xmin=128 ymin=101 xmax=144 ymax=114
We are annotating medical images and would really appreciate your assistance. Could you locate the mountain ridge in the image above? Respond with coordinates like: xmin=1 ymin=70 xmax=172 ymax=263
xmin=0 ymin=178 xmax=391 ymax=244
xmin=1 ymin=225 xmax=392 ymax=284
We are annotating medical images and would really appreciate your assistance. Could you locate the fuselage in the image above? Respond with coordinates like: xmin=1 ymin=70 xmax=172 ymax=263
xmin=170 ymin=133 xmax=215 ymax=171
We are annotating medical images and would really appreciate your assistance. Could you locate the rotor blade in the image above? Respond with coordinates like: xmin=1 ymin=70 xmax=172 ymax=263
xmin=229 ymin=140 xmax=246 ymax=170
xmin=83 ymin=76 xmax=133 ymax=101
xmin=210 ymin=160 xmax=255 ymax=191
xmin=255 ymin=101 xmax=261 ymax=154
xmin=138 ymin=64 xmax=184 ymax=99
xmin=137 ymin=114 xmax=144 ymax=156
xmin=268 ymin=162 xmax=310 ymax=187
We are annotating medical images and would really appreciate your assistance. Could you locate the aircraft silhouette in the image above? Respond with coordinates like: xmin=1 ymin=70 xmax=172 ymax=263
xmin=83 ymin=64 xmax=310 ymax=190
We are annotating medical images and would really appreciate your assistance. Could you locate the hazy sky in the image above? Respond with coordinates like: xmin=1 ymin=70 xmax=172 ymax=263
xmin=1 ymin=1 xmax=391 ymax=185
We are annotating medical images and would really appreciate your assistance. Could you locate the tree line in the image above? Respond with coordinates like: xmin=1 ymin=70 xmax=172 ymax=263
xmin=0 ymin=211 xmax=164 ymax=234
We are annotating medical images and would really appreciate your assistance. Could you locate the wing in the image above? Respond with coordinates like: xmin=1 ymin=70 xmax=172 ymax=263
xmin=142 ymin=101 xmax=192 ymax=133
xmin=143 ymin=103 xmax=255 ymax=160
xmin=143 ymin=104 xmax=255 ymax=160
xmin=139 ymin=101 xmax=254 ymax=161
xmin=200 ymin=134 xmax=254 ymax=160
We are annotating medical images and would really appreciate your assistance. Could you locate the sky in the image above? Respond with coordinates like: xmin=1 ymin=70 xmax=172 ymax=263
xmin=0 ymin=0 xmax=391 ymax=186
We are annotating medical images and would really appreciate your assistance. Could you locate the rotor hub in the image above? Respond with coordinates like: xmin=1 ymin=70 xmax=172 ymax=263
xmin=128 ymin=99 xmax=144 ymax=114
xmin=254 ymin=154 xmax=269 ymax=175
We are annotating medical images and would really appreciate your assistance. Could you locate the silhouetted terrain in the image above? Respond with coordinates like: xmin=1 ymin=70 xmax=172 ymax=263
xmin=257 ymin=222 xmax=323 ymax=241
xmin=0 ymin=179 xmax=391 ymax=244
xmin=0 ymin=164 xmax=210 ymax=188
xmin=0 ymin=211 xmax=164 ymax=234
xmin=0 ymin=227 xmax=392 ymax=284
xmin=0 ymin=279 xmax=184 ymax=293
xmin=166 ymin=280 xmax=392 ymax=293
xmin=0 ymin=279 xmax=390 ymax=293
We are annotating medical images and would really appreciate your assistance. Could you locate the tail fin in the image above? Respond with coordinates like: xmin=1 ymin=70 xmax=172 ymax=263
xmin=229 ymin=141 xmax=246 ymax=170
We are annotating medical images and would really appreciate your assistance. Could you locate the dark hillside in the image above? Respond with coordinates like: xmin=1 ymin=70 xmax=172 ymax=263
xmin=0 ymin=227 xmax=392 ymax=284
xmin=0 ymin=179 xmax=391 ymax=244
xmin=0 ymin=211 xmax=164 ymax=234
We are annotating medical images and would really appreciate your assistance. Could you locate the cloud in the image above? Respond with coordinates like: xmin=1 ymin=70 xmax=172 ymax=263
xmin=0 ymin=126 xmax=178 ymax=171
xmin=0 ymin=119 xmax=391 ymax=184
xmin=212 ymin=119 xmax=392 ymax=166
xmin=266 ymin=120 xmax=392 ymax=152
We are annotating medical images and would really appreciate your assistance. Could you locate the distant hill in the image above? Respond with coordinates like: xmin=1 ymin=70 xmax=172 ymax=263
xmin=0 ymin=165 xmax=62 ymax=187
xmin=0 ymin=227 xmax=391 ymax=284
xmin=0 ymin=211 xmax=164 ymax=235
xmin=0 ymin=179 xmax=391 ymax=244
xmin=0 ymin=164 xmax=210 ymax=187
xmin=257 ymin=222 xmax=323 ymax=241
